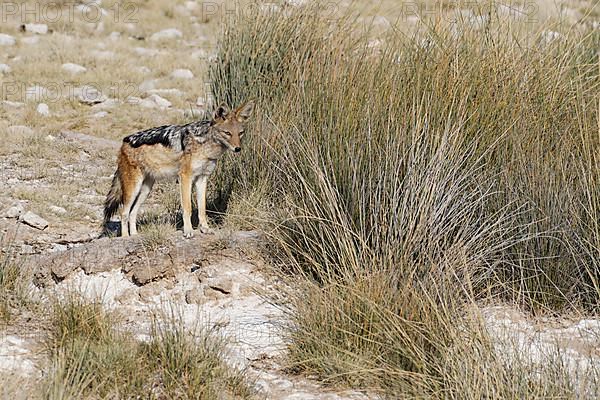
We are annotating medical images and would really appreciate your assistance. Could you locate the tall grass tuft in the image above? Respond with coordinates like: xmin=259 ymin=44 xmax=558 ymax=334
xmin=209 ymin=2 xmax=599 ymax=310
xmin=208 ymin=1 xmax=600 ymax=396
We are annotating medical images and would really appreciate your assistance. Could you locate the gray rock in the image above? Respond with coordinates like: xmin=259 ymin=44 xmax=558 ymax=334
xmin=36 ymin=103 xmax=50 ymax=116
xmin=20 ymin=211 xmax=48 ymax=230
xmin=185 ymin=288 xmax=207 ymax=305
xmin=207 ymin=277 xmax=233 ymax=294
xmin=62 ymin=63 xmax=87 ymax=74
xmin=92 ymin=111 xmax=108 ymax=118
xmin=149 ymin=28 xmax=182 ymax=41
xmin=1 ymin=204 xmax=25 ymax=218
xmin=203 ymin=286 xmax=226 ymax=300
xmin=49 ymin=205 xmax=67 ymax=215
xmin=50 ymin=243 xmax=68 ymax=253
xmin=20 ymin=244 xmax=35 ymax=255
xmin=170 ymin=68 xmax=194 ymax=79
xmin=75 ymin=85 xmax=107 ymax=105
xmin=22 ymin=23 xmax=48 ymax=34
xmin=0 ymin=64 xmax=11 ymax=74
xmin=139 ymin=94 xmax=171 ymax=109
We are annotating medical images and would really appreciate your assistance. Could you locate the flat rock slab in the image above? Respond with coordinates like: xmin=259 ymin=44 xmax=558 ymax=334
xmin=19 ymin=212 xmax=48 ymax=230
xmin=29 ymin=231 xmax=261 ymax=287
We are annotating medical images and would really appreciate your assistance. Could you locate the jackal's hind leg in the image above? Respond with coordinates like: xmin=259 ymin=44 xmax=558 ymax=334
xmin=129 ymin=177 xmax=155 ymax=236
xmin=120 ymin=171 xmax=144 ymax=237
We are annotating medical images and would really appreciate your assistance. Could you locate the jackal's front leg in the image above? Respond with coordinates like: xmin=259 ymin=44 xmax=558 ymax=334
xmin=195 ymin=175 xmax=213 ymax=234
xmin=179 ymin=167 xmax=194 ymax=238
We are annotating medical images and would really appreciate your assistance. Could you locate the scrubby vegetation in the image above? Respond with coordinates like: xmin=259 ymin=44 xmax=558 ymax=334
xmin=43 ymin=295 xmax=253 ymax=399
xmin=0 ymin=235 xmax=32 ymax=323
xmin=209 ymin=2 xmax=600 ymax=396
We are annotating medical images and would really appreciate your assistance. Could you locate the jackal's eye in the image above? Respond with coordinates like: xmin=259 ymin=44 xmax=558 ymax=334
xmin=239 ymin=130 xmax=245 ymax=137
xmin=222 ymin=130 xmax=231 ymax=137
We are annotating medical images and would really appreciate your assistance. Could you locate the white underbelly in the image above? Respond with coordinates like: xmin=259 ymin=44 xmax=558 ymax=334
xmin=149 ymin=165 xmax=180 ymax=180
xmin=192 ymin=159 xmax=217 ymax=176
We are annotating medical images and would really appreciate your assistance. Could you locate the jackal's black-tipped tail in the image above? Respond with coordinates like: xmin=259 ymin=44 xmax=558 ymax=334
xmin=103 ymin=170 xmax=122 ymax=225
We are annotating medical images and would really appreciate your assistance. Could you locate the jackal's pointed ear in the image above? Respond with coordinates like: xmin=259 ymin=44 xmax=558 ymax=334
xmin=235 ymin=100 xmax=254 ymax=122
xmin=213 ymin=103 xmax=230 ymax=120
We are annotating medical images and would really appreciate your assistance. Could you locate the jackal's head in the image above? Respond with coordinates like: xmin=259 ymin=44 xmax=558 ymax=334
xmin=211 ymin=101 xmax=254 ymax=153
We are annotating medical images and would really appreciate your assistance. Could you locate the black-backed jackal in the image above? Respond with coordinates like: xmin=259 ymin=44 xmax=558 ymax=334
xmin=103 ymin=101 xmax=254 ymax=238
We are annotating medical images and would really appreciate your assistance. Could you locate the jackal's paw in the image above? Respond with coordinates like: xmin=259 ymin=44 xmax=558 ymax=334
xmin=183 ymin=229 xmax=194 ymax=239
xmin=198 ymin=225 xmax=214 ymax=235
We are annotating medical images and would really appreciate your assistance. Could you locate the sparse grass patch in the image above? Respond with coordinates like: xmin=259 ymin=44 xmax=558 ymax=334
xmin=140 ymin=222 xmax=175 ymax=250
xmin=42 ymin=295 xmax=254 ymax=399
xmin=0 ymin=235 xmax=31 ymax=323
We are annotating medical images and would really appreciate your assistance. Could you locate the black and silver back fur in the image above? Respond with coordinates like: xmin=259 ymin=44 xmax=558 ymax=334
xmin=123 ymin=118 xmax=213 ymax=152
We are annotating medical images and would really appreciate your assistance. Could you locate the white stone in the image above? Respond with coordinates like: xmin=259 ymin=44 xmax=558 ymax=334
xmin=20 ymin=211 xmax=48 ymax=230
xmin=91 ymin=98 xmax=119 ymax=109
xmin=75 ymin=85 xmax=107 ymax=104
xmin=170 ymin=68 xmax=194 ymax=79
xmin=92 ymin=111 xmax=108 ymax=118
xmin=75 ymin=4 xmax=108 ymax=16
xmin=285 ymin=0 xmax=309 ymax=6
xmin=0 ymin=34 xmax=16 ymax=46
xmin=62 ymin=63 xmax=87 ymax=74
xmin=36 ymin=103 xmax=50 ymax=116
xmin=49 ymin=205 xmax=67 ymax=215
xmin=541 ymin=30 xmax=562 ymax=44
xmin=185 ymin=1 xmax=198 ymax=10
xmin=149 ymin=28 xmax=182 ymax=41
xmin=1 ymin=204 xmax=25 ymax=219
xmin=126 ymin=96 xmax=142 ymax=105
xmin=139 ymin=94 xmax=171 ymax=109
xmin=109 ymin=31 xmax=121 ymax=40
xmin=22 ymin=23 xmax=48 ymax=34
xmin=0 ymin=63 xmax=10 ymax=74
